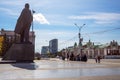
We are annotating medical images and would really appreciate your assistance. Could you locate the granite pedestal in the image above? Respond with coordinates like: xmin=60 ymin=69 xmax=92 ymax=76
xmin=2 ymin=43 xmax=34 ymax=62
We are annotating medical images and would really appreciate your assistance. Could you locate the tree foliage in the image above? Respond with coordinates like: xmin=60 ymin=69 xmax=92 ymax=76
xmin=0 ymin=36 xmax=4 ymax=56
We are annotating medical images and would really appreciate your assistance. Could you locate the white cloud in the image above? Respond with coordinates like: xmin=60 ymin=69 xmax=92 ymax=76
xmin=69 ymin=12 xmax=120 ymax=24
xmin=0 ymin=0 xmax=72 ymax=26
xmin=33 ymin=13 xmax=50 ymax=25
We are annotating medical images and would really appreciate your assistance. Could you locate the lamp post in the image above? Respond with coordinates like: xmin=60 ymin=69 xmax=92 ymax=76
xmin=74 ymin=23 xmax=85 ymax=57
xmin=32 ymin=10 xmax=35 ymax=32
xmin=32 ymin=10 xmax=35 ymax=44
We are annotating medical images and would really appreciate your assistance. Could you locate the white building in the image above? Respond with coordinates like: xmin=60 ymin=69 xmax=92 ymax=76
xmin=63 ymin=40 xmax=120 ymax=59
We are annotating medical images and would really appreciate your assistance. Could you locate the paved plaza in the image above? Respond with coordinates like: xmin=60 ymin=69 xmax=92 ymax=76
xmin=0 ymin=59 xmax=120 ymax=80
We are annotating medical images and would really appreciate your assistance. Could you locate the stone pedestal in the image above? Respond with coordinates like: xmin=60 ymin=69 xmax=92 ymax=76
xmin=2 ymin=43 xmax=34 ymax=62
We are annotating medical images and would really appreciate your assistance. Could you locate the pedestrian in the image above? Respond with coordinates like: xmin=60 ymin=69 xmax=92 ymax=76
xmin=81 ymin=54 xmax=87 ymax=62
xmin=97 ymin=55 xmax=101 ymax=63
xmin=95 ymin=56 xmax=98 ymax=63
xmin=67 ymin=53 xmax=69 ymax=61
xmin=70 ymin=52 xmax=74 ymax=61
xmin=62 ymin=52 xmax=65 ymax=60
xmin=76 ymin=54 xmax=80 ymax=61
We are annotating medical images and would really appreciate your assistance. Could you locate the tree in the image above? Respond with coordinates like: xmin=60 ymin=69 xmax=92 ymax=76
xmin=74 ymin=42 xmax=77 ymax=48
xmin=0 ymin=36 xmax=4 ymax=56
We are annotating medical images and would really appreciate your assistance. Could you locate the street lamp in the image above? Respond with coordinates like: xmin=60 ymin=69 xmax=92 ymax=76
xmin=32 ymin=10 xmax=35 ymax=33
xmin=74 ymin=23 xmax=86 ymax=56
xmin=32 ymin=10 xmax=35 ymax=44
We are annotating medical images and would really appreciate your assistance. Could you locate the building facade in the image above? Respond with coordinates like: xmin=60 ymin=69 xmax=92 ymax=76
xmin=106 ymin=40 xmax=120 ymax=55
xmin=0 ymin=28 xmax=35 ymax=45
xmin=83 ymin=40 xmax=120 ymax=59
xmin=63 ymin=40 xmax=120 ymax=59
xmin=41 ymin=46 xmax=49 ymax=54
xmin=49 ymin=39 xmax=58 ymax=54
xmin=83 ymin=40 xmax=95 ymax=58
xmin=0 ymin=28 xmax=35 ymax=56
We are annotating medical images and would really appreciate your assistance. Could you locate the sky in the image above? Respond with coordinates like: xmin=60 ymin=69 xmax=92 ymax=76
xmin=0 ymin=0 xmax=120 ymax=53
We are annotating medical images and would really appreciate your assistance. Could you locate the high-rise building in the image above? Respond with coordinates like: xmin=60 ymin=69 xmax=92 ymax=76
xmin=41 ymin=46 xmax=49 ymax=54
xmin=49 ymin=39 xmax=58 ymax=54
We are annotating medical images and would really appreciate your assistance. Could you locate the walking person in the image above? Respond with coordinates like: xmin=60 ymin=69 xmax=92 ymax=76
xmin=97 ymin=55 xmax=101 ymax=63
xmin=66 ymin=53 xmax=69 ymax=61
xmin=62 ymin=52 xmax=65 ymax=60
xmin=95 ymin=55 xmax=98 ymax=63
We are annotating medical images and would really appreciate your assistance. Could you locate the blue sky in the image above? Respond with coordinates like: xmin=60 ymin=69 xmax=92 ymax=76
xmin=0 ymin=0 xmax=120 ymax=53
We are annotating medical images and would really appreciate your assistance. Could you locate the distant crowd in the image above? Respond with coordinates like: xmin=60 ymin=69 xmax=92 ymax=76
xmin=61 ymin=51 xmax=102 ymax=63
xmin=61 ymin=52 xmax=87 ymax=62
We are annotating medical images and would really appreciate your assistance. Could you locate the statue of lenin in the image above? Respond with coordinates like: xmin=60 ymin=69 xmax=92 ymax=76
xmin=14 ymin=3 xmax=33 ymax=43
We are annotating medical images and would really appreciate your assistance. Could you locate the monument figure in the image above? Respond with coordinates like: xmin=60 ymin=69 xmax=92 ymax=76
xmin=2 ymin=3 xmax=34 ymax=62
xmin=14 ymin=3 xmax=33 ymax=43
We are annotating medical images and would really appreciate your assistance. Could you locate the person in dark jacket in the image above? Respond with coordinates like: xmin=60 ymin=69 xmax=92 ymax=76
xmin=97 ymin=55 xmax=101 ymax=63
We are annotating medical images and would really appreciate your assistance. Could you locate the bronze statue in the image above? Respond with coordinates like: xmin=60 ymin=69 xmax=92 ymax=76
xmin=14 ymin=3 xmax=33 ymax=43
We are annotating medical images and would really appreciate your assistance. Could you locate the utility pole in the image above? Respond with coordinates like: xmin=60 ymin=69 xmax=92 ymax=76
xmin=74 ymin=23 xmax=85 ymax=57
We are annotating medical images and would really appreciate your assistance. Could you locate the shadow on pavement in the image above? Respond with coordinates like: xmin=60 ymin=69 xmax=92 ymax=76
xmin=11 ymin=63 xmax=38 ymax=70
